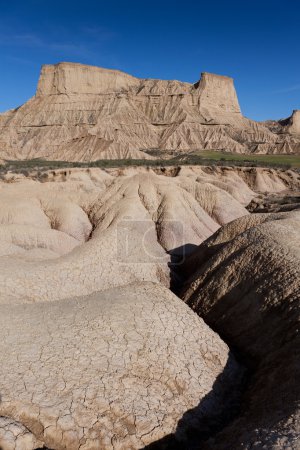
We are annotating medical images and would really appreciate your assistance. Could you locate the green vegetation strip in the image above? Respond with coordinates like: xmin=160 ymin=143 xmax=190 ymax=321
xmin=191 ymin=151 xmax=300 ymax=168
xmin=0 ymin=151 xmax=299 ymax=174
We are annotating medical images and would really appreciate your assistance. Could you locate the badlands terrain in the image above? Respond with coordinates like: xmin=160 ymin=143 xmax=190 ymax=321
xmin=0 ymin=62 xmax=299 ymax=450
xmin=0 ymin=163 xmax=299 ymax=449
xmin=0 ymin=62 xmax=300 ymax=161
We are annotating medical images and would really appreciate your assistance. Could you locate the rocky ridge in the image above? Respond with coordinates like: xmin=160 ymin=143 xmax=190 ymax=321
xmin=0 ymin=62 xmax=300 ymax=161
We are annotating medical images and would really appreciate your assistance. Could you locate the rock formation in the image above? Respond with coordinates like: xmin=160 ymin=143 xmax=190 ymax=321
xmin=265 ymin=109 xmax=300 ymax=137
xmin=0 ymin=62 xmax=300 ymax=161
xmin=287 ymin=110 xmax=300 ymax=135
xmin=247 ymin=191 xmax=300 ymax=213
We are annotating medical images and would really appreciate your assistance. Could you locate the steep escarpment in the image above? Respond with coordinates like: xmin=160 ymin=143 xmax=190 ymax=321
xmin=36 ymin=62 xmax=139 ymax=96
xmin=265 ymin=110 xmax=300 ymax=143
xmin=1 ymin=62 xmax=300 ymax=161
xmin=287 ymin=110 xmax=300 ymax=135
xmin=196 ymin=72 xmax=241 ymax=117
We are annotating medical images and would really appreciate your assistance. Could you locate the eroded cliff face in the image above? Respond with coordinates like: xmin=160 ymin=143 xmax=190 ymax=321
xmin=197 ymin=72 xmax=241 ymax=117
xmin=0 ymin=62 xmax=300 ymax=161
xmin=263 ymin=110 xmax=300 ymax=142
xmin=280 ymin=109 xmax=300 ymax=135
xmin=36 ymin=62 xmax=139 ymax=96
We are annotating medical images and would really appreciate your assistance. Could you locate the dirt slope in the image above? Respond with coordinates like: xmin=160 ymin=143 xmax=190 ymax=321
xmin=180 ymin=211 xmax=300 ymax=449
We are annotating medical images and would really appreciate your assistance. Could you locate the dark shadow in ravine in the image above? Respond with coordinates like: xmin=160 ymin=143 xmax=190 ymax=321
xmin=168 ymin=243 xmax=198 ymax=295
xmin=152 ymin=242 xmax=252 ymax=450
xmin=143 ymin=351 xmax=249 ymax=450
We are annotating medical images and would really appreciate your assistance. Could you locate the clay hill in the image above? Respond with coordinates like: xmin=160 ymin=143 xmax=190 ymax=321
xmin=0 ymin=62 xmax=300 ymax=161
xmin=0 ymin=164 xmax=299 ymax=449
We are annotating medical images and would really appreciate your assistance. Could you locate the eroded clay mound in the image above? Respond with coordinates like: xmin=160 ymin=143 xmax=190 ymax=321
xmin=0 ymin=167 xmax=299 ymax=449
xmin=0 ymin=166 xmax=255 ymax=303
xmin=181 ymin=211 xmax=300 ymax=449
xmin=0 ymin=165 xmax=298 ymax=304
xmin=0 ymin=282 xmax=243 ymax=450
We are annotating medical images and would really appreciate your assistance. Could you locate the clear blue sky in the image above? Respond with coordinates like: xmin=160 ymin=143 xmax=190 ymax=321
xmin=0 ymin=0 xmax=299 ymax=120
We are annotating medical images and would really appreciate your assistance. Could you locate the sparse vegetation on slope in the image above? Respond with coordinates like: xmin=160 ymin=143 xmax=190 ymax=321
xmin=1 ymin=150 xmax=299 ymax=177
xmin=1 ymin=63 xmax=300 ymax=162
xmin=189 ymin=150 xmax=300 ymax=168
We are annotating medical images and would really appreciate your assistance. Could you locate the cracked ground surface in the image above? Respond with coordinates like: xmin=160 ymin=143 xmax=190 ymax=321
xmin=181 ymin=211 xmax=300 ymax=449
xmin=0 ymin=167 xmax=299 ymax=449
xmin=0 ymin=283 xmax=243 ymax=449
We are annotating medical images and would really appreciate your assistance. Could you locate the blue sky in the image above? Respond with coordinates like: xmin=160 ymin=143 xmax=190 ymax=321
xmin=0 ymin=0 xmax=299 ymax=120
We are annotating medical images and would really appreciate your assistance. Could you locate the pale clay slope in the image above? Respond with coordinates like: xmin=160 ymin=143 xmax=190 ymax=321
xmin=181 ymin=211 xmax=300 ymax=449
xmin=0 ymin=62 xmax=300 ymax=161
xmin=0 ymin=282 xmax=243 ymax=450
xmin=0 ymin=166 xmax=299 ymax=449
xmin=0 ymin=165 xmax=297 ymax=303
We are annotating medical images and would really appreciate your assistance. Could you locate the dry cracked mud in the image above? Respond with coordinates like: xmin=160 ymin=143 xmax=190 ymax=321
xmin=0 ymin=165 xmax=299 ymax=449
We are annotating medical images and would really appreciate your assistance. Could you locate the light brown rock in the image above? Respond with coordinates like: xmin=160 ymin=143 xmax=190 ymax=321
xmin=264 ymin=109 xmax=300 ymax=137
xmin=1 ymin=62 xmax=300 ymax=161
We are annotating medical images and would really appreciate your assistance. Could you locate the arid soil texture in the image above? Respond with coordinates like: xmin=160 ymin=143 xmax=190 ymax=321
xmin=0 ymin=164 xmax=299 ymax=449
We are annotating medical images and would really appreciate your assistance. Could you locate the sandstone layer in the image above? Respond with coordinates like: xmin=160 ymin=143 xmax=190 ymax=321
xmin=264 ymin=109 xmax=300 ymax=136
xmin=1 ymin=62 xmax=300 ymax=161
